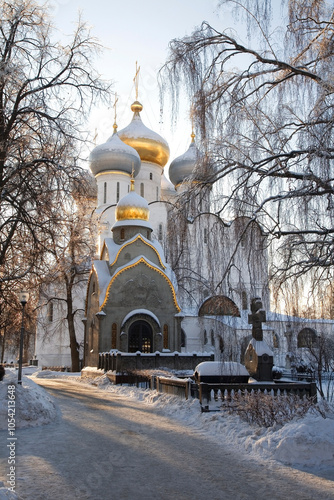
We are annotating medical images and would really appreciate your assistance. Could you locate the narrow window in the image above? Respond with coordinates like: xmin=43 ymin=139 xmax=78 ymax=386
xmin=149 ymin=173 xmax=153 ymax=180
xmin=47 ymin=301 xmax=53 ymax=323
xmin=120 ymin=228 xmax=125 ymax=240
xmin=181 ymin=330 xmax=186 ymax=348
xmin=204 ymin=228 xmax=208 ymax=244
xmin=158 ymin=223 xmax=163 ymax=241
xmin=111 ymin=323 xmax=117 ymax=350
xmin=116 ymin=182 xmax=120 ymax=203
xmin=103 ymin=182 xmax=107 ymax=204
xmin=140 ymin=183 xmax=144 ymax=197
xmin=163 ymin=324 xmax=168 ymax=349
xmin=156 ymin=186 xmax=159 ymax=201
xmin=242 ymin=291 xmax=248 ymax=310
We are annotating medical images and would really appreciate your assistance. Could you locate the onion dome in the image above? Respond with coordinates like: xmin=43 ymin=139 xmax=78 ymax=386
xmin=168 ymin=133 xmax=202 ymax=187
xmin=118 ymin=101 xmax=170 ymax=168
xmin=89 ymin=132 xmax=141 ymax=177
xmin=115 ymin=178 xmax=150 ymax=222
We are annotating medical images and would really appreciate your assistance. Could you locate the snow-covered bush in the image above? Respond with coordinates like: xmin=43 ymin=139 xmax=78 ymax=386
xmin=226 ymin=390 xmax=318 ymax=427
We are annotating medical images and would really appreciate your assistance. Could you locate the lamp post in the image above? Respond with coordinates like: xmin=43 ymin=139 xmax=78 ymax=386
xmin=18 ymin=291 xmax=29 ymax=385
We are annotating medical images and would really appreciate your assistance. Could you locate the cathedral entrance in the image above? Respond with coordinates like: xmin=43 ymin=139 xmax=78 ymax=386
xmin=128 ymin=320 xmax=153 ymax=353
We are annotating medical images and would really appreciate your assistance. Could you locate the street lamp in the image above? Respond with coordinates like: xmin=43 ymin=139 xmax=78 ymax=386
xmin=18 ymin=291 xmax=29 ymax=385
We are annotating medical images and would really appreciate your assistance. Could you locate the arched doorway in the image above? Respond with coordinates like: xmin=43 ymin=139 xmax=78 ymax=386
xmin=128 ymin=320 xmax=153 ymax=353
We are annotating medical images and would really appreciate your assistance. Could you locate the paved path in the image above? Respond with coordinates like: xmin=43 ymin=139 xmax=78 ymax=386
xmin=1 ymin=378 xmax=333 ymax=500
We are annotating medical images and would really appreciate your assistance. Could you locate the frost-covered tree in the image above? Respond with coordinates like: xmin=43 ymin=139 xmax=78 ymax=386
xmin=0 ymin=0 xmax=111 ymax=357
xmin=160 ymin=0 xmax=334 ymax=314
xmin=0 ymin=0 xmax=110 ymax=288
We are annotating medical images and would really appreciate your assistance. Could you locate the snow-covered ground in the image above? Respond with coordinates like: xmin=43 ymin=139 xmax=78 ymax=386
xmin=0 ymin=367 xmax=334 ymax=499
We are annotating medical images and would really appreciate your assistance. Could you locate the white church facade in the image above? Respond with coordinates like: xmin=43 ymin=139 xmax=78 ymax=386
xmin=34 ymin=96 xmax=334 ymax=371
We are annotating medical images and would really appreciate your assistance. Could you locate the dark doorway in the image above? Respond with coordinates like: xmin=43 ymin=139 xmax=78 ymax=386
xmin=128 ymin=321 xmax=153 ymax=353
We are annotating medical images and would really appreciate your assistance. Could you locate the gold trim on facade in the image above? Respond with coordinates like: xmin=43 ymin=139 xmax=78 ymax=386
xmin=107 ymin=234 xmax=166 ymax=269
xmin=95 ymin=171 xmax=131 ymax=178
xmin=100 ymin=257 xmax=180 ymax=312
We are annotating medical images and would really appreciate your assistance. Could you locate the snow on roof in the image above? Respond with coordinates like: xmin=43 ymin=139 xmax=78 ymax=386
xmin=112 ymin=219 xmax=153 ymax=230
xmin=121 ymin=309 xmax=161 ymax=327
xmin=248 ymin=338 xmax=273 ymax=356
xmin=109 ymin=254 xmax=168 ymax=282
xmin=92 ymin=260 xmax=111 ymax=306
xmin=105 ymin=234 xmax=166 ymax=268
xmin=103 ymin=237 xmax=120 ymax=264
xmin=194 ymin=361 xmax=249 ymax=377
xmin=118 ymin=113 xmax=168 ymax=144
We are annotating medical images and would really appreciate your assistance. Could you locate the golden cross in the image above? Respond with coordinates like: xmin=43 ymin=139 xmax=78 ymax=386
xmin=113 ymin=92 xmax=118 ymax=132
xmin=133 ymin=61 xmax=140 ymax=101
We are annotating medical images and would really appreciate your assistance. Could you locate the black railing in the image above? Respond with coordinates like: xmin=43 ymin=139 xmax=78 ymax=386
xmin=199 ymin=382 xmax=317 ymax=412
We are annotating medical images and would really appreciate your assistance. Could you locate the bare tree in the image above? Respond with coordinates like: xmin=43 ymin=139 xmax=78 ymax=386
xmin=38 ymin=172 xmax=98 ymax=371
xmin=160 ymin=0 xmax=334 ymax=314
xmin=0 ymin=0 xmax=111 ymax=290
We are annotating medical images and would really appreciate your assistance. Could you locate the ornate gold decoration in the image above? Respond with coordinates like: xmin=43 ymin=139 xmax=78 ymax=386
xmin=100 ymin=257 xmax=180 ymax=312
xmin=116 ymin=204 xmax=149 ymax=221
xmin=108 ymin=234 xmax=166 ymax=269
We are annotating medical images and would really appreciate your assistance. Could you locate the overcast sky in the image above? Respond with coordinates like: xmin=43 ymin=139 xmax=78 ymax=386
xmin=46 ymin=0 xmax=237 ymax=170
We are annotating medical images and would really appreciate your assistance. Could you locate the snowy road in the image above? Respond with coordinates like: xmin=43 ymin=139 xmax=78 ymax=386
xmin=1 ymin=378 xmax=333 ymax=500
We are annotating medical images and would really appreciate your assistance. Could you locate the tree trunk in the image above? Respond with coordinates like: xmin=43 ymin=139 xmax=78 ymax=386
xmin=66 ymin=280 xmax=80 ymax=372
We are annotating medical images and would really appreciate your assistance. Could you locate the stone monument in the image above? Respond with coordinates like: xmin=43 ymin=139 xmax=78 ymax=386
xmin=244 ymin=297 xmax=274 ymax=381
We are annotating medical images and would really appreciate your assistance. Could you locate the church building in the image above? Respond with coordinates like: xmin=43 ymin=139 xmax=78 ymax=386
xmin=34 ymin=86 xmax=334 ymax=372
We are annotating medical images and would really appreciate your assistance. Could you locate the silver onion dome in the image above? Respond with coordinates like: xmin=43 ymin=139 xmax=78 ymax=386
xmin=89 ymin=132 xmax=141 ymax=177
xmin=168 ymin=136 xmax=201 ymax=187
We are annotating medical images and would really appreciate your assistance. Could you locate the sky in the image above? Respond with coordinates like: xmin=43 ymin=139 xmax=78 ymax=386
xmin=45 ymin=0 xmax=236 ymax=173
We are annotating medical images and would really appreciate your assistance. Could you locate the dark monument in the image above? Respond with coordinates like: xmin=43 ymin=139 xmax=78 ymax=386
xmin=244 ymin=297 xmax=274 ymax=381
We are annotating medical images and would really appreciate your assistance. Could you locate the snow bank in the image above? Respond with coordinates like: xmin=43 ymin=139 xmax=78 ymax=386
xmin=2 ymin=369 xmax=334 ymax=475
xmin=0 ymin=370 xmax=59 ymax=429
xmin=0 ymin=482 xmax=21 ymax=499
xmin=82 ymin=374 xmax=334 ymax=473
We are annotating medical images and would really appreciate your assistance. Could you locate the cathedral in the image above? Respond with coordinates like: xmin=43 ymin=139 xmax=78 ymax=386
xmin=35 ymin=90 xmax=334 ymax=371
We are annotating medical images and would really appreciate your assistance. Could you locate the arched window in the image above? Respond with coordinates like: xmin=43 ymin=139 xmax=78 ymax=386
xmin=163 ymin=324 xmax=168 ymax=349
xmin=298 ymin=328 xmax=317 ymax=348
xmin=116 ymin=182 xmax=120 ymax=203
xmin=204 ymin=330 xmax=208 ymax=345
xmin=219 ymin=337 xmax=224 ymax=353
xmin=181 ymin=329 xmax=186 ymax=348
xmin=120 ymin=228 xmax=125 ymax=240
xmin=140 ymin=183 xmax=144 ymax=197
xmin=210 ymin=330 xmax=215 ymax=346
xmin=272 ymin=332 xmax=279 ymax=348
xmin=103 ymin=182 xmax=107 ymax=204
xmin=47 ymin=301 xmax=53 ymax=323
xmin=111 ymin=323 xmax=117 ymax=350
xmin=199 ymin=296 xmax=241 ymax=317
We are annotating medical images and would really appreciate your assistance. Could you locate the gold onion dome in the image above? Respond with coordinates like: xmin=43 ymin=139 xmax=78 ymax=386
xmin=168 ymin=132 xmax=202 ymax=187
xmin=89 ymin=132 xmax=141 ymax=177
xmin=118 ymin=101 xmax=170 ymax=168
xmin=115 ymin=179 xmax=150 ymax=222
